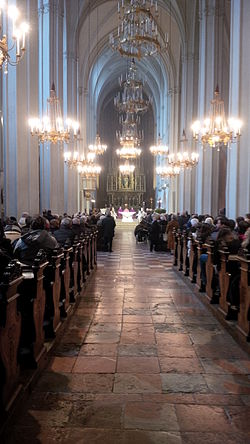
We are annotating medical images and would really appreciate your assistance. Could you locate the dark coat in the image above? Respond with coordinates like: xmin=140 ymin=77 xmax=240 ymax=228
xmin=102 ymin=215 xmax=116 ymax=239
xmin=150 ymin=220 xmax=161 ymax=242
xmin=14 ymin=229 xmax=58 ymax=265
xmin=53 ymin=227 xmax=75 ymax=246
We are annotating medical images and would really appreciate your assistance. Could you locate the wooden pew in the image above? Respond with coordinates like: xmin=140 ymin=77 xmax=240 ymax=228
xmin=59 ymin=246 xmax=72 ymax=317
xmin=173 ymin=230 xmax=178 ymax=266
xmin=177 ymin=231 xmax=183 ymax=272
xmin=237 ymin=251 xmax=250 ymax=341
xmin=43 ymin=249 xmax=64 ymax=338
xmin=0 ymin=261 xmax=23 ymax=409
xmin=18 ymin=251 xmax=48 ymax=367
xmin=189 ymin=236 xmax=197 ymax=284
xmin=204 ymin=241 xmax=219 ymax=304
xmin=77 ymin=239 xmax=83 ymax=293
xmin=69 ymin=243 xmax=79 ymax=303
xmin=218 ymin=248 xmax=239 ymax=320
xmin=182 ymin=231 xmax=189 ymax=276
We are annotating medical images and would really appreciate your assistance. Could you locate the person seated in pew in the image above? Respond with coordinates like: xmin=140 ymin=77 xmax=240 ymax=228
xmin=13 ymin=216 xmax=58 ymax=265
xmin=242 ymin=227 xmax=250 ymax=253
xmin=72 ymin=217 xmax=81 ymax=238
xmin=53 ymin=217 xmax=75 ymax=246
xmin=0 ymin=220 xmax=13 ymax=278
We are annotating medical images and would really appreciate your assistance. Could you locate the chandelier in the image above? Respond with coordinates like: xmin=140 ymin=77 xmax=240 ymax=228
xmin=29 ymin=83 xmax=79 ymax=144
xmin=150 ymin=135 xmax=168 ymax=156
xmin=116 ymin=145 xmax=141 ymax=159
xmin=0 ymin=4 xmax=29 ymax=73
xmin=88 ymin=134 xmax=107 ymax=155
xmin=156 ymin=165 xmax=180 ymax=178
xmin=191 ymin=86 xmax=242 ymax=150
xmin=114 ymin=59 xmax=150 ymax=114
xmin=64 ymin=151 xmax=85 ymax=168
xmin=109 ymin=0 xmax=160 ymax=59
xmin=117 ymin=112 xmax=143 ymax=147
xmin=119 ymin=161 xmax=135 ymax=175
xmin=168 ymin=130 xmax=199 ymax=169
xmin=77 ymin=152 xmax=101 ymax=178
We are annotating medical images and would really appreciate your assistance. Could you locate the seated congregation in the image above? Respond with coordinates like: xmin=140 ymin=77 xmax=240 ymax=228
xmin=0 ymin=209 xmax=98 ymax=420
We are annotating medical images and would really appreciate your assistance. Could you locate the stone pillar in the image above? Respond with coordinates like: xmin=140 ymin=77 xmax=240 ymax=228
xmin=226 ymin=0 xmax=250 ymax=218
xmin=195 ymin=0 xmax=229 ymax=216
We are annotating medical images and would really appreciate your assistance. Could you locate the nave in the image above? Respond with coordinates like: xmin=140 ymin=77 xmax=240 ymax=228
xmin=5 ymin=223 xmax=250 ymax=444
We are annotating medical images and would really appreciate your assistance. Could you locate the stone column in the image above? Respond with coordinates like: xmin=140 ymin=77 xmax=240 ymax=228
xmin=226 ymin=0 xmax=250 ymax=218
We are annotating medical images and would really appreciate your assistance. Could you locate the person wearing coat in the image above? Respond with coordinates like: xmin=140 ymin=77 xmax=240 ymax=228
xmin=102 ymin=209 xmax=116 ymax=252
xmin=150 ymin=214 xmax=161 ymax=252
xmin=167 ymin=215 xmax=179 ymax=252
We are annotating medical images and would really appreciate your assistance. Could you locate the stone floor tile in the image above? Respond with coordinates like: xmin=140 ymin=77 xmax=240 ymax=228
xmin=175 ymin=404 xmax=233 ymax=432
xmin=226 ymin=406 xmax=250 ymax=432
xmin=117 ymin=356 xmax=160 ymax=373
xmin=123 ymin=430 xmax=182 ymax=444
xmin=157 ymin=345 xmax=197 ymax=358
xmin=113 ymin=373 xmax=162 ymax=393
xmin=161 ymin=373 xmax=209 ymax=393
xmin=118 ymin=344 xmax=158 ymax=357
xmin=48 ymin=357 xmax=77 ymax=373
xmin=204 ymin=374 xmax=250 ymax=394
xmin=35 ymin=372 xmax=114 ymax=394
xmin=200 ymin=358 xmax=250 ymax=375
xmin=159 ymin=357 xmax=203 ymax=373
xmin=180 ymin=432 xmax=250 ymax=444
xmin=123 ymin=401 xmax=179 ymax=431
xmin=85 ymin=331 xmax=121 ymax=343
xmin=72 ymin=356 xmax=116 ymax=373
xmin=156 ymin=332 xmax=192 ymax=347
xmin=79 ymin=343 xmax=118 ymax=357
xmin=122 ymin=315 xmax=152 ymax=323
xmin=68 ymin=400 xmax=123 ymax=429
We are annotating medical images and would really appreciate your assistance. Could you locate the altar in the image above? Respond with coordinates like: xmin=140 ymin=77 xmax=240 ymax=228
xmin=120 ymin=210 xmax=136 ymax=223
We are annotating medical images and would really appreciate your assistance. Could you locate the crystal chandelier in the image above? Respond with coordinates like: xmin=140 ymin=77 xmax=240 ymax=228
xmin=114 ymin=59 xmax=150 ymax=114
xmin=119 ymin=161 xmax=135 ymax=174
xmin=156 ymin=165 xmax=180 ymax=178
xmin=88 ymin=133 xmax=107 ymax=155
xmin=191 ymin=86 xmax=242 ymax=150
xmin=109 ymin=0 xmax=160 ymax=59
xmin=117 ymin=112 xmax=143 ymax=147
xmin=168 ymin=130 xmax=199 ymax=169
xmin=64 ymin=151 xmax=85 ymax=168
xmin=0 ymin=4 xmax=29 ymax=73
xmin=116 ymin=145 xmax=141 ymax=159
xmin=29 ymin=84 xmax=79 ymax=144
xmin=150 ymin=135 xmax=168 ymax=156
xmin=77 ymin=152 xmax=101 ymax=178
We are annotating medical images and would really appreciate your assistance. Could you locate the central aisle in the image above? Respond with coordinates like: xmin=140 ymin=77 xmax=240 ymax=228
xmin=9 ymin=223 xmax=250 ymax=443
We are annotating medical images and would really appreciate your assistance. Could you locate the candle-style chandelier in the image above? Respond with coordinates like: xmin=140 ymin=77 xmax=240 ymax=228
xmin=116 ymin=145 xmax=141 ymax=159
xmin=109 ymin=0 xmax=160 ymax=59
xmin=119 ymin=161 xmax=135 ymax=175
xmin=64 ymin=151 xmax=85 ymax=168
xmin=0 ymin=4 xmax=29 ymax=73
xmin=168 ymin=130 xmax=199 ymax=169
xmin=156 ymin=165 xmax=180 ymax=178
xmin=191 ymin=86 xmax=242 ymax=150
xmin=77 ymin=152 xmax=101 ymax=178
xmin=29 ymin=84 xmax=79 ymax=144
xmin=88 ymin=133 xmax=107 ymax=155
xmin=114 ymin=59 xmax=150 ymax=114
xmin=150 ymin=135 xmax=168 ymax=156
xmin=117 ymin=111 xmax=143 ymax=147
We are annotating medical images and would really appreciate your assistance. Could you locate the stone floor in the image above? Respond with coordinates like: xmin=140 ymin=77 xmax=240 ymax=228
xmin=6 ymin=222 xmax=250 ymax=443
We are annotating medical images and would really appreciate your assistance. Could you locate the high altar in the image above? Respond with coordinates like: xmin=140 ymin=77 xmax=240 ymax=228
xmin=106 ymin=157 xmax=146 ymax=208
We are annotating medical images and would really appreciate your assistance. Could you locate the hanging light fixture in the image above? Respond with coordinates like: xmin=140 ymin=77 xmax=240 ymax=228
xmin=88 ymin=133 xmax=107 ymax=155
xmin=150 ymin=134 xmax=168 ymax=156
xmin=77 ymin=151 xmax=101 ymax=178
xmin=119 ymin=161 xmax=135 ymax=175
xmin=191 ymin=86 xmax=242 ymax=150
xmin=168 ymin=130 xmax=199 ymax=169
xmin=114 ymin=59 xmax=150 ymax=114
xmin=117 ymin=111 xmax=143 ymax=147
xmin=116 ymin=145 xmax=141 ymax=159
xmin=109 ymin=0 xmax=161 ymax=59
xmin=156 ymin=165 xmax=180 ymax=178
xmin=29 ymin=83 xmax=79 ymax=144
xmin=64 ymin=150 xmax=85 ymax=168
xmin=0 ymin=3 xmax=29 ymax=73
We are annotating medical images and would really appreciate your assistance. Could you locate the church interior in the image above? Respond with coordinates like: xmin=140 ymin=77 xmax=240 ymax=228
xmin=0 ymin=0 xmax=250 ymax=443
